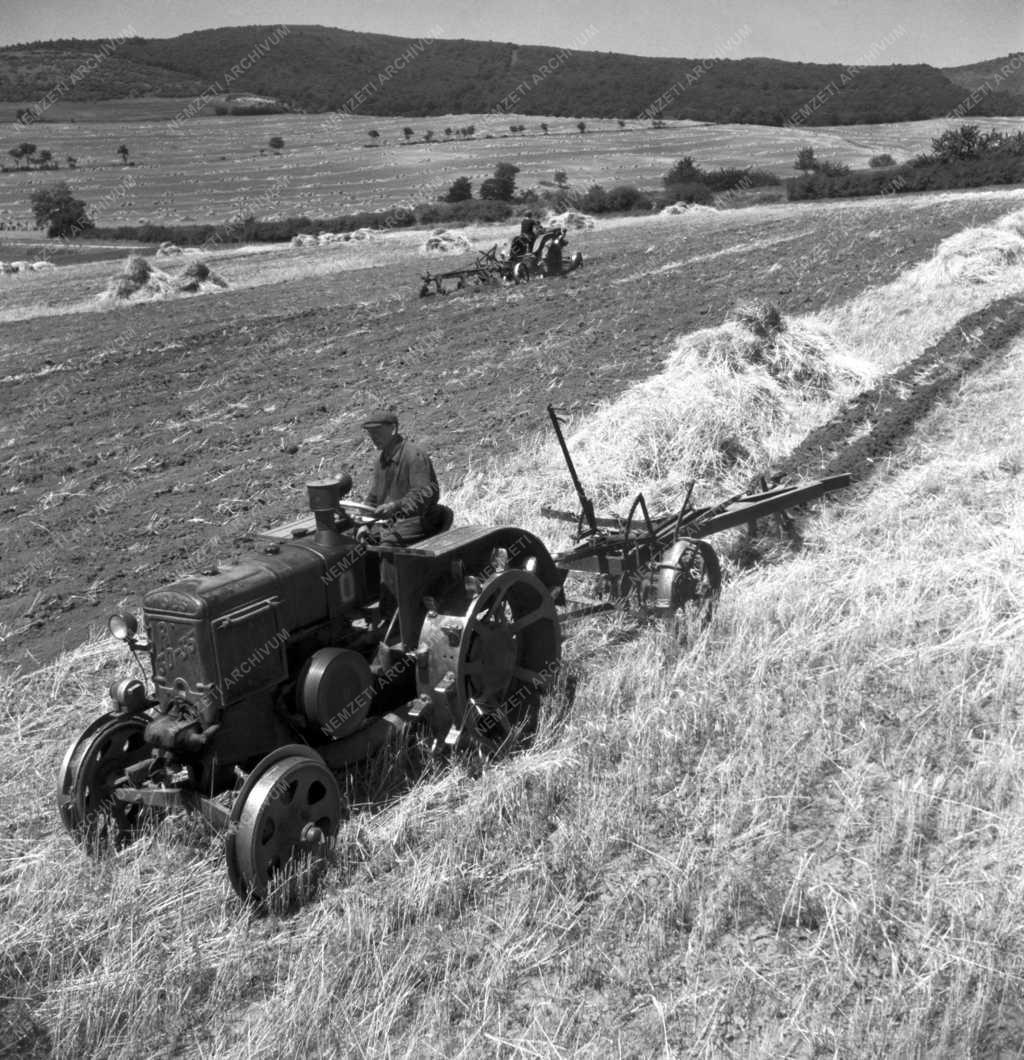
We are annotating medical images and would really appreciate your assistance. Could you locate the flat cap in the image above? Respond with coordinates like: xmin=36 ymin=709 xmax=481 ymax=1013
xmin=361 ymin=409 xmax=398 ymax=428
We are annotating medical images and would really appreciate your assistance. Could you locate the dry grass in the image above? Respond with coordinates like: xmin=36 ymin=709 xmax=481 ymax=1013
xmin=3 ymin=202 xmax=1024 ymax=1057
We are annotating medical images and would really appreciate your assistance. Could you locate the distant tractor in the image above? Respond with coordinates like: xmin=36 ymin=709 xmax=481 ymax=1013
xmin=506 ymin=224 xmax=583 ymax=283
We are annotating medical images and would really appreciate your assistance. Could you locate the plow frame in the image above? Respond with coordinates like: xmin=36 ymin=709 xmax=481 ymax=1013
xmin=541 ymin=404 xmax=850 ymax=614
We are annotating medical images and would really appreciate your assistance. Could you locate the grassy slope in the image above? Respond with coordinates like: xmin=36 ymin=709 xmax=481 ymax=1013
xmin=2 ymin=208 xmax=1024 ymax=1057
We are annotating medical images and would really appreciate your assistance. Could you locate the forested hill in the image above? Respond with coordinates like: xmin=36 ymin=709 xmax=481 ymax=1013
xmin=2 ymin=25 xmax=1022 ymax=123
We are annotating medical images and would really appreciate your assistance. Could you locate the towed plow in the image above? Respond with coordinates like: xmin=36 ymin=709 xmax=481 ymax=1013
xmin=420 ymin=225 xmax=583 ymax=296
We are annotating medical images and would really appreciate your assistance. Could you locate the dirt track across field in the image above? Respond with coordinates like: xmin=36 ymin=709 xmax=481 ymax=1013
xmin=1 ymin=194 xmax=1018 ymax=668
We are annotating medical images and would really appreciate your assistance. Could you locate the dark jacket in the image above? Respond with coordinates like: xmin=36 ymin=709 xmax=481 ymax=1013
xmin=365 ymin=435 xmax=440 ymax=542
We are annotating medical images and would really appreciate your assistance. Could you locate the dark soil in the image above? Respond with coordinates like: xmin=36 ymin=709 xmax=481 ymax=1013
xmin=1 ymin=194 xmax=1018 ymax=668
xmin=771 ymin=295 xmax=1024 ymax=481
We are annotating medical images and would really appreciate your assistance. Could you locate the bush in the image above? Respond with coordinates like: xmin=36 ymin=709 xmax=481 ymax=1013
xmin=869 ymin=153 xmax=896 ymax=168
xmin=663 ymin=157 xmax=702 ymax=186
xmin=441 ymin=176 xmax=472 ymax=203
xmin=702 ymin=166 xmax=780 ymax=192
xmin=480 ymin=162 xmax=519 ymax=201
xmin=604 ymin=184 xmax=652 ymax=211
xmin=661 ymin=182 xmax=715 ymax=206
xmin=581 ymin=185 xmax=608 ymax=213
xmin=786 ymin=153 xmax=1024 ymax=201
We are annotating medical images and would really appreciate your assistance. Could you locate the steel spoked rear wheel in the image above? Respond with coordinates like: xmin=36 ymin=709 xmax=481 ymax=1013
xmin=455 ymin=570 xmax=561 ymax=755
xmin=226 ymin=747 xmax=343 ymax=906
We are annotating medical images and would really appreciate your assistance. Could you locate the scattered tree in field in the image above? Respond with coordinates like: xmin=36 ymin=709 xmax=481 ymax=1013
xmin=34 ymin=149 xmax=54 ymax=169
xmin=618 ymin=119 xmax=626 ymax=129
xmin=268 ymin=136 xmax=285 ymax=153
xmin=424 ymin=130 xmax=434 ymax=142
xmin=663 ymin=157 xmax=702 ymax=186
xmin=403 ymin=126 xmax=414 ymax=142
xmin=65 ymin=155 xmax=77 ymax=169
xmin=794 ymin=145 xmax=817 ymax=172
xmin=869 ymin=153 xmax=896 ymax=168
xmin=553 ymin=170 xmax=568 ymax=188
xmin=367 ymin=129 xmax=380 ymax=144
xmin=540 ymin=122 xmax=549 ymax=135
xmin=480 ymin=161 xmax=519 ymax=201
xmin=30 ymin=181 xmax=92 ymax=237
xmin=577 ymin=120 xmax=587 ymax=134
xmin=466 ymin=124 xmax=476 ymax=137
xmin=117 ymin=143 xmax=130 ymax=165
xmin=444 ymin=126 xmax=452 ymax=138
xmin=441 ymin=175 xmax=473 ymax=202
xmin=10 ymin=143 xmax=36 ymax=169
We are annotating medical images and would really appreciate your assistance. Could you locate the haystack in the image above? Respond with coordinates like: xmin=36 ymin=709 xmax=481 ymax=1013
xmin=544 ymin=210 xmax=595 ymax=230
xmin=0 ymin=261 xmax=14 ymax=274
xmin=422 ymin=229 xmax=472 ymax=253
xmin=659 ymin=203 xmax=719 ymax=218
xmin=669 ymin=303 xmax=868 ymax=397
xmin=30 ymin=260 xmax=56 ymax=272
xmin=349 ymin=227 xmax=377 ymax=242
xmin=98 ymin=253 xmax=222 ymax=304
xmin=291 ymin=233 xmax=317 ymax=248
xmin=174 ymin=259 xmax=228 ymax=293
xmin=155 ymin=242 xmax=184 ymax=257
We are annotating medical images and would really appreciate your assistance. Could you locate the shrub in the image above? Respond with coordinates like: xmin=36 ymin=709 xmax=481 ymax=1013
xmin=663 ymin=157 xmax=702 ymax=186
xmin=604 ymin=184 xmax=652 ymax=211
xmin=702 ymin=166 xmax=780 ymax=192
xmin=661 ymin=182 xmax=714 ymax=206
xmin=869 ymin=153 xmax=896 ymax=168
xmin=441 ymin=176 xmax=472 ymax=203
xmin=480 ymin=162 xmax=519 ymax=201
xmin=581 ymin=185 xmax=608 ymax=212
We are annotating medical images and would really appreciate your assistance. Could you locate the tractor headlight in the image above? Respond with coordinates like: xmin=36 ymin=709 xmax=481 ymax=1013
xmin=107 ymin=613 xmax=138 ymax=641
xmin=109 ymin=678 xmax=148 ymax=713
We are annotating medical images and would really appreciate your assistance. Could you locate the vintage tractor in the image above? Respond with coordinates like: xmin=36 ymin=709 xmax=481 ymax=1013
xmin=507 ymin=225 xmax=583 ymax=283
xmin=57 ymin=478 xmax=564 ymax=904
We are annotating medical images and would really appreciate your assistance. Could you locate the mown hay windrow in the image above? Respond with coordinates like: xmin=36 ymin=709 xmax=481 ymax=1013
xmin=451 ymin=307 xmax=870 ymax=535
xmin=916 ymin=223 xmax=1024 ymax=285
xmin=565 ymin=355 xmax=787 ymax=509
xmin=668 ymin=314 xmax=871 ymax=397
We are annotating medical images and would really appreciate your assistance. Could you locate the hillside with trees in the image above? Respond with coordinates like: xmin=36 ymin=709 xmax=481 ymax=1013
xmin=0 ymin=46 xmax=208 ymax=102
xmin=942 ymin=53 xmax=1024 ymax=105
xmin=1 ymin=27 xmax=1022 ymax=123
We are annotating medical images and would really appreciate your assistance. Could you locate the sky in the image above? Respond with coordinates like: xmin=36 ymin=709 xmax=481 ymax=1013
xmin=0 ymin=0 xmax=1021 ymax=67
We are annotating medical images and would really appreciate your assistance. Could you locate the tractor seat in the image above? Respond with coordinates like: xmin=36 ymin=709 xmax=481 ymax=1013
xmin=422 ymin=503 xmax=454 ymax=536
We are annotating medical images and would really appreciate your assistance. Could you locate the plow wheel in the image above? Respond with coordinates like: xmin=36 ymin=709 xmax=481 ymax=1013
xmin=513 ymin=260 xmax=533 ymax=284
xmin=225 ymin=745 xmax=342 ymax=906
xmin=56 ymin=713 xmax=150 ymax=851
xmin=455 ymin=570 xmax=561 ymax=756
xmin=657 ymin=538 xmax=722 ymax=637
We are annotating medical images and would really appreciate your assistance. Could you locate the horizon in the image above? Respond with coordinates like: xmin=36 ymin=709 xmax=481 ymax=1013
xmin=0 ymin=1 xmax=1020 ymax=68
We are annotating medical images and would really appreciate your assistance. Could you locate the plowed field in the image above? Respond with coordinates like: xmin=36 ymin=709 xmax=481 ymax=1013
xmin=1 ymin=191 xmax=1019 ymax=667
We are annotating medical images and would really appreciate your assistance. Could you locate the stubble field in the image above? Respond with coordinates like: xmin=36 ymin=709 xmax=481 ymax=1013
xmin=0 ymin=106 xmax=1022 ymax=231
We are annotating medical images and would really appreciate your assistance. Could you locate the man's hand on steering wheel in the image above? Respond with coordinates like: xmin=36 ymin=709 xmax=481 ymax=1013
xmin=372 ymin=501 xmax=401 ymax=520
